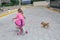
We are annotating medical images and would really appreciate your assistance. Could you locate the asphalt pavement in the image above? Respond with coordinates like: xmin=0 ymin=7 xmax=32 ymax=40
xmin=0 ymin=6 xmax=60 ymax=40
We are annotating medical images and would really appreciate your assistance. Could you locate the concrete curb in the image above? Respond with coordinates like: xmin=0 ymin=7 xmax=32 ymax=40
xmin=45 ymin=6 xmax=60 ymax=13
xmin=0 ymin=9 xmax=17 ymax=18
xmin=0 ymin=6 xmax=31 ymax=18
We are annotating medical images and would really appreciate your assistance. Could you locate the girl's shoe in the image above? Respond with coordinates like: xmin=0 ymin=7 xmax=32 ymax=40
xmin=25 ymin=31 xmax=28 ymax=34
xmin=17 ymin=32 xmax=23 ymax=35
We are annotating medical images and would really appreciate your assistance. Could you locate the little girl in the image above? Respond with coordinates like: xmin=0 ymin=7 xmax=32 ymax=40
xmin=13 ymin=8 xmax=27 ymax=35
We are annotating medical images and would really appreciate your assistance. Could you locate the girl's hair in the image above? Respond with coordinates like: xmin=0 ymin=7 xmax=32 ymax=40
xmin=18 ymin=8 xmax=22 ymax=13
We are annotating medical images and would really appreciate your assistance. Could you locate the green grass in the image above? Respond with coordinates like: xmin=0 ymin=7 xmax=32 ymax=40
xmin=2 ymin=1 xmax=19 ymax=7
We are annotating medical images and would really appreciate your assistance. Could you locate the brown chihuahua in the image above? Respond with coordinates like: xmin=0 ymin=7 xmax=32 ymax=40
xmin=41 ymin=21 xmax=49 ymax=28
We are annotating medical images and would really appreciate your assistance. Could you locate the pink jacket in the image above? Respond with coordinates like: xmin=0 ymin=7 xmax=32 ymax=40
xmin=14 ymin=13 xmax=25 ymax=26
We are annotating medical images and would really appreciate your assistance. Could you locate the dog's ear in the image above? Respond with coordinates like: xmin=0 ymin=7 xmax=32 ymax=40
xmin=41 ymin=21 xmax=44 ymax=23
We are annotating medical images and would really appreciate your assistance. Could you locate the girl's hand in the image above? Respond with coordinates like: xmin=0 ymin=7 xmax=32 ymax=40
xmin=24 ymin=17 xmax=26 ymax=19
xmin=12 ymin=18 xmax=14 ymax=21
xmin=12 ymin=18 xmax=16 ymax=21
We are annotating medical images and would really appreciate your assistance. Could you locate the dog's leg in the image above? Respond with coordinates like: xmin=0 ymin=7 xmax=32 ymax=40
xmin=47 ymin=25 xmax=49 ymax=28
xmin=43 ymin=25 xmax=45 ymax=28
